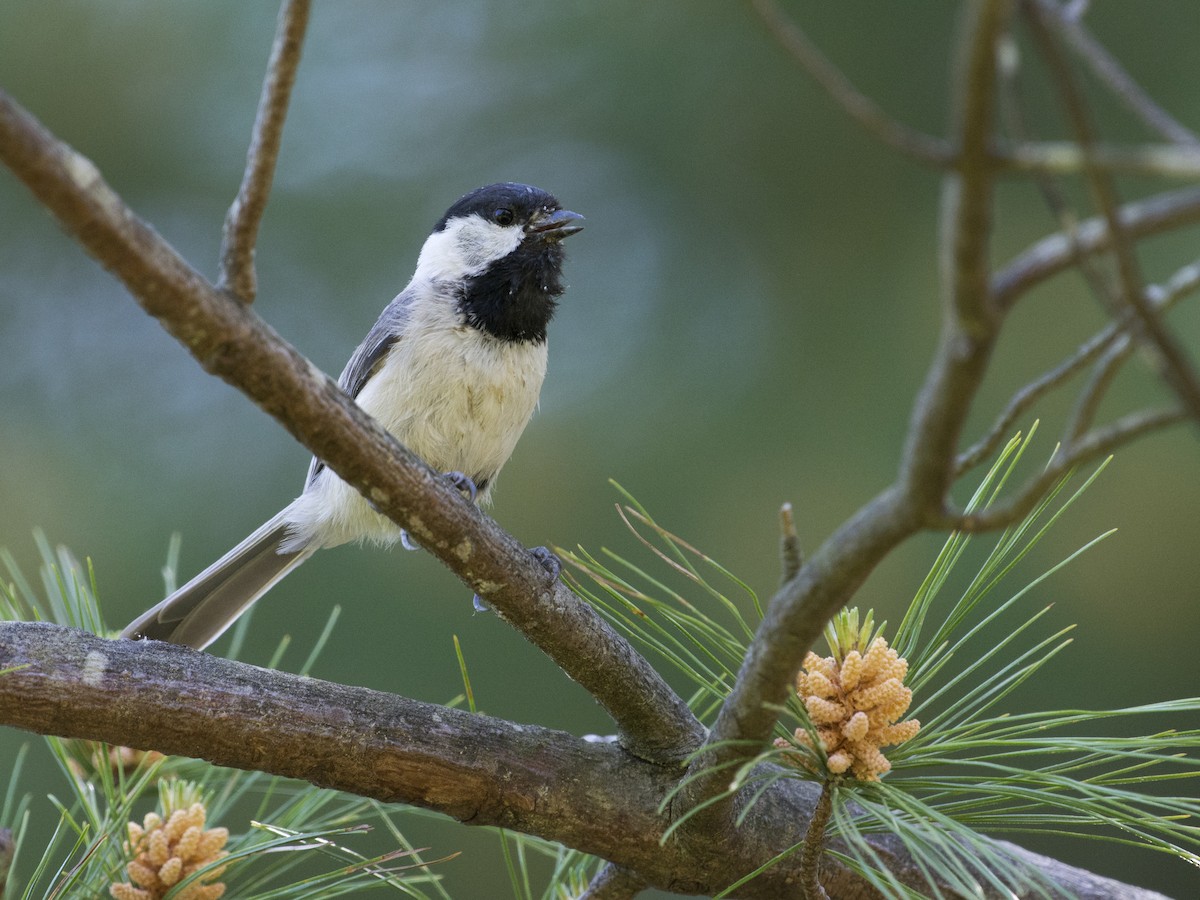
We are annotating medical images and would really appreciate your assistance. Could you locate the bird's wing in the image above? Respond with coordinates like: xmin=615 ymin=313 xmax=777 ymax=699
xmin=305 ymin=289 xmax=417 ymax=486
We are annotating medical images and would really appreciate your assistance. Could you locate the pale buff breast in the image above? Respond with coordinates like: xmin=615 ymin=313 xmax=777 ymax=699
xmin=282 ymin=295 xmax=548 ymax=550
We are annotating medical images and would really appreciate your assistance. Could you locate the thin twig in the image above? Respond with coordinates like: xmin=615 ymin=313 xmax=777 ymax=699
xmin=779 ymin=502 xmax=803 ymax=585
xmin=218 ymin=0 xmax=312 ymax=302
xmin=1025 ymin=1 xmax=1200 ymax=426
xmin=1003 ymin=141 xmax=1200 ymax=178
xmin=1064 ymin=261 xmax=1200 ymax=441
xmin=947 ymin=405 xmax=1188 ymax=531
xmin=992 ymin=186 xmax=1200 ymax=308
xmin=749 ymin=0 xmax=952 ymax=166
xmin=1158 ymin=258 xmax=1200 ymax=308
xmin=1021 ymin=7 xmax=1145 ymax=311
xmin=1035 ymin=0 xmax=1200 ymax=145
xmin=971 ymin=28 xmax=1127 ymax=468
xmin=957 ymin=317 xmax=1125 ymax=474
xmin=1064 ymin=334 xmax=1134 ymax=442
xmin=578 ymin=863 xmax=647 ymax=900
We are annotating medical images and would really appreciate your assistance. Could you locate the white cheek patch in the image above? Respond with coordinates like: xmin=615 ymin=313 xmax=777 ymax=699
xmin=414 ymin=214 xmax=523 ymax=282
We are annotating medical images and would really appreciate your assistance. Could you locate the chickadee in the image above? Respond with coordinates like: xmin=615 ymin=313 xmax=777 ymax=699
xmin=123 ymin=182 xmax=583 ymax=649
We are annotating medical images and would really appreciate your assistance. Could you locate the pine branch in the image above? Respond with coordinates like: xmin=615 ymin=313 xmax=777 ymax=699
xmin=0 ymin=621 xmax=1171 ymax=900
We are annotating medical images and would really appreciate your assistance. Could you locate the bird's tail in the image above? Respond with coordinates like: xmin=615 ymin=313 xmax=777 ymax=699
xmin=122 ymin=512 xmax=314 ymax=650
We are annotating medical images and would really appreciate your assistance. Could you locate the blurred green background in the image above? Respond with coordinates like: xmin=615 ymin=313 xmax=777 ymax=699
xmin=2 ymin=1 xmax=1198 ymax=896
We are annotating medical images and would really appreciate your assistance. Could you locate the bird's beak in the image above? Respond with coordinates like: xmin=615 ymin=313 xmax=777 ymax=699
xmin=527 ymin=208 xmax=585 ymax=240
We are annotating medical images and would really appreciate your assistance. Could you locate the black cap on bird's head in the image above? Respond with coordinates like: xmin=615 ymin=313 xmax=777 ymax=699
xmin=435 ymin=183 xmax=584 ymax=344
xmin=435 ymin=182 xmax=585 ymax=241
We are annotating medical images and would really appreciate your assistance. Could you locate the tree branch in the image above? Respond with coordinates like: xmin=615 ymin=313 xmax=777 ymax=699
xmin=3 ymin=4 xmax=1196 ymax=893
xmin=218 ymin=0 xmax=311 ymax=302
xmin=956 ymin=316 xmax=1123 ymax=475
xmin=961 ymin=258 xmax=1200 ymax=476
xmin=996 ymin=24 xmax=1118 ymax=313
xmin=0 ymin=622 xmax=1171 ymax=900
xmin=991 ymin=186 xmax=1200 ymax=309
xmin=944 ymin=405 xmax=1188 ymax=531
xmin=695 ymin=487 xmax=920 ymax=793
xmin=1063 ymin=332 xmax=1133 ymax=442
xmin=0 ymin=88 xmax=703 ymax=765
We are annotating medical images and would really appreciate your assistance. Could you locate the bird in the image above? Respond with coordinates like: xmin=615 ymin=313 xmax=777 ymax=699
xmin=123 ymin=182 xmax=583 ymax=649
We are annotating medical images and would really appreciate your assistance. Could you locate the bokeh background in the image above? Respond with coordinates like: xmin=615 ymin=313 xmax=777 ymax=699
xmin=2 ymin=1 xmax=1199 ymax=896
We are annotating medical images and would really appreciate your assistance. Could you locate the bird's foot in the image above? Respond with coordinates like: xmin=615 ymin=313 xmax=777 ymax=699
xmin=401 ymin=472 xmax=475 ymax=548
xmin=443 ymin=471 xmax=478 ymax=502
xmin=530 ymin=546 xmax=562 ymax=579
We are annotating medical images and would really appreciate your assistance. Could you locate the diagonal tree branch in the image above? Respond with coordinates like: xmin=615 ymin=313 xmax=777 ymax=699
xmin=1063 ymin=332 xmax=1134 ymax=442
xmin=749 ymin=0 xmax=953 ymax=167
xmin=956 ymin=316 xmax=1125 ymax=475
xmin=0 ymin=621 xmax=1171 ymax=900
xmin=996 ymin=22 xmax=1118 ymax=315
xmin=0 ymin=88 xmax=703 ymax=765
xmin=991 ymin=186 xmax=1200 ymax=308
xmin=218 ymin=0 xmax=311 ymax=303
xmin=943 ymin=405 xmax=1188 ymax=532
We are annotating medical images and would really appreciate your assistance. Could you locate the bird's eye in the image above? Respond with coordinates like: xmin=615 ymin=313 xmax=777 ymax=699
xmin=493 ymin=207 xmax=515 ymax=226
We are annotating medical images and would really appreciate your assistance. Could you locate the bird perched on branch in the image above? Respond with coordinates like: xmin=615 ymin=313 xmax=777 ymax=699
xmin=124 ymin=182 xmax=584 ymax=649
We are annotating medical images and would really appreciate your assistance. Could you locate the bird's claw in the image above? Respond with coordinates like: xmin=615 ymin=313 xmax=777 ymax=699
xmin=402 ymin=472 xmax=474 ymax=548
xmin=443 ymin=471 xmax=478 ymax=502
xmin=530 ymin=546 xmax=562 ymax=579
